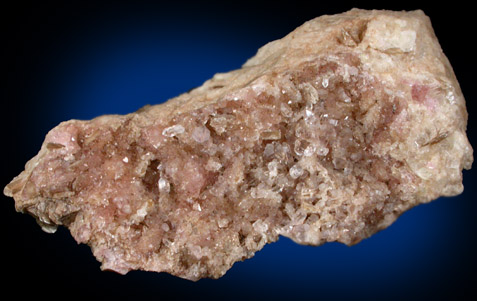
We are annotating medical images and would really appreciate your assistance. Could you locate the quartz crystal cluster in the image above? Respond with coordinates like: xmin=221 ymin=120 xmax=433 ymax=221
xmin=4 ymin=9 xmax=473 ymax=280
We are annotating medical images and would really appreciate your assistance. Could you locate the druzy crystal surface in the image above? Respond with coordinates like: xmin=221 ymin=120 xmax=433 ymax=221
xmin=4 ymin=9 xmax=473 ymax=280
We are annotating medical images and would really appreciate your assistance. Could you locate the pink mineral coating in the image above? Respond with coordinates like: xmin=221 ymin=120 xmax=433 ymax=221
xmin=4 ymin=9 xmax=473 ymax=281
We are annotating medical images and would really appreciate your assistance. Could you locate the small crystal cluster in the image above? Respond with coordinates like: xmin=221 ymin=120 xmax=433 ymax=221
xmin=4 ymin=9 xmax=473 ymax=280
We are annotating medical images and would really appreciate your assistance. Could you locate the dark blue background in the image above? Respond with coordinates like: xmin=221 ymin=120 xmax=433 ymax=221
xmin=2 ymin=1 xmax=475 ymax=300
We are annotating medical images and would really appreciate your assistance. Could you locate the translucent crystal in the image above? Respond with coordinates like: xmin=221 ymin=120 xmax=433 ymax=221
xmin=162 ymin=124 xmax=185 ymax=137
xmin=192 ymin=126 xmax=210 ymax=143
xmin=322 ymin=77 xmax=329 ymax=88
xmin=289 ymin=164 xmax=304 ymax=179
xmin=158 ymin=178 xmax=170 ymax=193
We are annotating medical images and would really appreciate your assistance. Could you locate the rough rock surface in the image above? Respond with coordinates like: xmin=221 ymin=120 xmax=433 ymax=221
xmin=4 ymin=9 xmax=473 ymax=280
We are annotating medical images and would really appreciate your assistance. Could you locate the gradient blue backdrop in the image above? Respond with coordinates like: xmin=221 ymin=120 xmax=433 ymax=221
xmin=2 ymin=1 xmax=475 ymax=300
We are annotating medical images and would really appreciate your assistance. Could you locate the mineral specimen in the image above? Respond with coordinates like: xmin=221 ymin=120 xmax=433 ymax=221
xmin=4 ymin=9 xmax=473 ymax=281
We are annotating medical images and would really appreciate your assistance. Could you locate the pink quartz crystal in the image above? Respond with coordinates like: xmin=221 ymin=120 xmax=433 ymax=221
xmin=4 ymin=9 xmax=473 ymax=280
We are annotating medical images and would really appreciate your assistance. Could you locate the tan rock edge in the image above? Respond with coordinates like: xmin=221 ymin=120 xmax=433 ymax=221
xmin=4 ymin=9 xmax=473 ymax=281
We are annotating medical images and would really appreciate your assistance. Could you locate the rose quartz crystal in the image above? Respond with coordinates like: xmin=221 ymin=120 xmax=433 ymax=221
xmin=4 ymin=9 xmax=473 ymax=280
